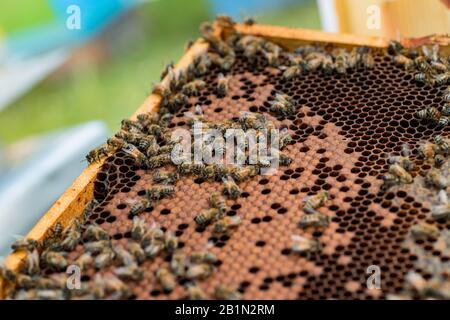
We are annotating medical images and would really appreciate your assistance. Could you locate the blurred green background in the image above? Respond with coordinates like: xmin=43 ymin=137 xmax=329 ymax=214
xmin=0 ymin=0 xmax=320 ymax=144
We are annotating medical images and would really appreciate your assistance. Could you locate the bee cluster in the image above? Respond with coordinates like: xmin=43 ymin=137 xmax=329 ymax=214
xmin=2 ymin=16 xmax=450 ymax=300
xmin=388 ymin=41 xmax=450 ymax=128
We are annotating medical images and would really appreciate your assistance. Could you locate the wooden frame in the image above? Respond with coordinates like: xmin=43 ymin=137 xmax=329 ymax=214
xmin=1 ymin=23 xmax=448 ymax=298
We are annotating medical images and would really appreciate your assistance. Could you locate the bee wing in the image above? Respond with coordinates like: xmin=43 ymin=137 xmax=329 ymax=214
xmin=11 ymin=234 xmax=25 ymax=241
xmin=280 ymin=127 xmax=289 ymax=135
xmin=438 ymin=189 xmax=449 ymax=204
xmin=184 ymin=111 xmax=195 ymax=119
xmin=431 ymin=44 xmax=439 ymax=62
xmin=401 ymin=143 xmax=411 ymax=157
xmin=291 ymin=234 xmax=307 ymax=242
xmin=302 ymin=195 xmax=312 ymax=203
xmin=194 ymin=104 xmax=203 ymax=115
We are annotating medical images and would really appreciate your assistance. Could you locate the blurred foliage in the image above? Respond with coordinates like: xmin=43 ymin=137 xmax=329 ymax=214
xmin=0 ymin=0 xmax=320 ymax=143
xmin=0 ymin=0 xmax=54 ymax=33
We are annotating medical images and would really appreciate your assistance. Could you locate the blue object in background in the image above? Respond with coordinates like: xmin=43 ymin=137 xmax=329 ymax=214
xmin=49 ymin=0 xmax=127 ymax=37
xmin=4 ymin=0 xmax=139 ymax=59
xmin=209 ymin=0 xmax=301 ymax=20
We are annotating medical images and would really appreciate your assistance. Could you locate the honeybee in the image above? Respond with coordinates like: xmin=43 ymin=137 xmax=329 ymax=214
xmin=302 ymin=191 xmax=329 ymax=214
xmin=153 ymin=170 xmax=179 ymax=185
xmin=182 ymin=79 xmax=206 ymax=96
xmin=213 ymin=215 xmax=242 ymax=234
xmin=214 ymin=285 xmax=242 ymax=300
xmin=442 ymin=104 xmax=450 ymax=116
xmin=282 ymin=65 xmax=302 ymax=80
xmin=279 ymin=128 xmax=293 ymax=149
xmin=86 ymin=144 xmax=109 ymax=164
xmin=11 ymin=237 xmax=39 ymax=253
xmin=394 ymin=54 xmax=415 ymax=69
xmin=415 ymin=72 xmax=435 ymax=86
xmin=434 ymin=72 xmax=450 ymax=86
xmin=388 ymin=154 xmax=415 ymax=172
xmin=416 ymin=106 xmax=441 ymax=122
xmin=95 ymin=274 xmax=132 ymax=299
xmin=194 ymin=208 xmax=221 ymax=225
xmin=332 ymin=48 xmax=351 ymax=74
xmin=405 ymin=271 xmax=428 ymax=294
xmin=160 ymin=62 xmax=174 ymax=80
xmin=231 ymin=165 xmax=258 ymax=182
xmin=270 ymin=93 xmax=296 ymax=117
xmin=146 ymin=185 xmax=175 ymax=200
xmin=60 ymin=220 xmax=81 ymax=251
xmin=129 ymin=198 xmax=152 ymax=217
xmin=434 ymin=154 xmax=446 ymax=168
xmin=156 ymin=268 xmax=176 ymax=292
xmin=186 ymin=263 xmax=214 ymax=280
xmin=131 ymin=216 xmax=147 ymax=241
xmin=0 ymin=265 xmax=17 ymax=283
xmin=410 ymin=222 xmax=440 ymax=240
xmin=217 ymin=73 xmax=229 ymax=96
xmin=170 ymin=252 xmax=187 ymax=277
xmin=290 ymin=235 xmax=321 ymax=254
xmin=238 ymin=111 xmax=266 ymax=130
xmin=121 ymin=143 xmax=147 ymax=166
xmin=82 ymin=199 xmax=99 ymax=221
xmin=222 ymin=177 xmax=242 ymax=199
xmin=146 ymin=153 xmax=173 ymax=169
xmin=114 ymin=264 xmax=143 ymax=281
xmin=387 ymin=40 xmax=404 ymax=55
xmin=190 ymin=251 xmax=218 ymax=264
xmin=279 ymin=152 xmax=292 ymax=166
xmin=84 ymin=240 xmax=111 ymax=254
xmin=128 ymin=241 xmax=146 ymax=265
xmin=41 ymin=250 xmax=68 ymax=271
xmin=422 ymin=44 xmax=440 ymax=62
xmin=34 ymin=276 xmax=64 ymax=290
xmin=299 ymin=212 xmax=330 ymax=229
xmin=24 ymin=249 xmax=40 ymax=275
xmin=186 ymin=283 xmax=207 ymax=300
xmin=443 ymin=87 xmax=450 ymax=103
xmin=208 ymin=192 xmax=227 ymax=214
xmin=424 ymin=169 xmax=447 ymax=190
xmin=141 ymin=223 xmax=165 ymax=248
xmin=143 ymin=238 xmax=165 ymax=259
xmin=15 ymin=273 xmax=35 ymax=289
xmin=121 ymin=118 xmax=145 ymax=133
xmin=94 ymin=248 xmax=115 ymax=269
xmin=114 ymin=245 xmax=136 ymax=266
xmin=418 ymin=141 xmax=438 ymax=160
xmin=389 ymin=164 xmax=413 ymax=184
xmin=431 ymin=61 xmax=449 ymax=73
xmin=357 ymin=46 xmax=375 ymax=69
xmin=74 ymin=252 xmax=93 ymax=271
xmin=431 ymin=191 xmax=450 ymax=220
xmin=152 ymin=83 xmax=172 ymax=102
xmin=433 ymin=135 xmax=449 ymax=154
xmin=84 ymin=224 xmax=109 ymax=241
xmin=164 ymin=231 xmax=179 ymax=253
xmin=437 ymin=116 xmax=449 ymax=127
xmin=194 ymin=54 xmax=212 ymax=76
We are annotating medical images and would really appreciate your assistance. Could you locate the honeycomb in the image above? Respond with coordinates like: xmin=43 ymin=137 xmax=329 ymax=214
xmin=5 ymin=27 xmax=450 ymax=300
xmin=77 ymin=43 xmax=449 ymax=300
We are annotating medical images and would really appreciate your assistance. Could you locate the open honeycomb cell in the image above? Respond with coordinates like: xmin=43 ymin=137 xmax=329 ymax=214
xmin=15 ymin=35 xmax=449 ymax=300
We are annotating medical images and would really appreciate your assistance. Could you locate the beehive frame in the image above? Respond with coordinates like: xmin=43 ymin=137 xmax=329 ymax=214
xmin=1 ymin=23 xmax=449 ymax=299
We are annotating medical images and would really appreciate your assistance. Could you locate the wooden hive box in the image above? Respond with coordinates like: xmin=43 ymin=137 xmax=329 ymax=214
xmin=1 ymin=22 xmax=449 ymax=299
